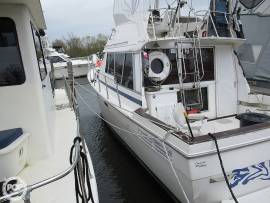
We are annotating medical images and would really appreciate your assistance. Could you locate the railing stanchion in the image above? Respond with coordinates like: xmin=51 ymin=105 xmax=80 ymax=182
xmin=151 ymin=12 xmax=157 ymax=39
xmin=116 ymin=82 xmax=121 ymax=108
xmin=104 ymin=75 xmax=109 ymax=99
xmin=209 ymin=13 xmax=219 ymax=37
xmin=98 ymin=74 xmax=101 ymax=93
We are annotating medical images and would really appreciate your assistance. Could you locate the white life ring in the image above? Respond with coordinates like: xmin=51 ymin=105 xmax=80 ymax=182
xmin=88 ymin=68 xmax=96 ymax=83
xmin=148 ymin=51 xmax=171 ymax=82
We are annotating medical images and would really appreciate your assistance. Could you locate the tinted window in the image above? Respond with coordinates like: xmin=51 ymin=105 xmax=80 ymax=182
xmin=49 ymin=56 xmax=66 ymax=63
xmin=182 ymin=48 xmax=214 ymax=83
xmin=106 ymin=53 xmax=114 ymax=75
xmin=122 ymin=53 xmax=133 ymax=90
xmin=240 ymin=0 xmax=265 ymax=9
xmin=114 ymin=53 xmax=124 ymax=83
xmin=163 ymin=49 xmax=179 ymax=85
xmin=31 ymin=24 xmax=47 ymax=81
xmin=0 ymin=18 xmax=25 ymax=86
xmin=177 ymin=87 xmax=209 ymax=111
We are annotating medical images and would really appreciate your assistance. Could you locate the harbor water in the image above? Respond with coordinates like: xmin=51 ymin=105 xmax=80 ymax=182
xmin=57 ymin=78 xmax=175 ymax=203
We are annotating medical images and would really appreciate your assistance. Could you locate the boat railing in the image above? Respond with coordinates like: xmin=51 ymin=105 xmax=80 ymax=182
xmin=98 ymin=71 xmax=122 ymax=108
xmin=0 ymin=62 xmax=92 ymax=203
xmin=148 ymin=8 xmax=236 ymax=40
xmin=65 ymin=61 xmax=79 ymax=117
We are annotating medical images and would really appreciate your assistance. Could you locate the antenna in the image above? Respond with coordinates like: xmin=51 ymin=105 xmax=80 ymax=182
xmin=154 ymin=0 xmax=159 ymax=9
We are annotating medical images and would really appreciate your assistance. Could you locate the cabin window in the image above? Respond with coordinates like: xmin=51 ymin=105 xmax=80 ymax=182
xmin=31 ymin=23 xmax=47 ymax=81
xmin=105 ymin=53 xmax=114 ymax=75
xmin=0 ymin=18 xmax=25 ymax=86
xmin=182 ymin=48 xmax=214 ymax=83
xmin=114 ymin=53 xmax=125 ymax=83
xmin=177 ymin=87 xmax=209 ymax=111
xmin=49 ymin=56 xmax=66 ymax=63
xmin=121 ymin=53 xmax=134 ymax=90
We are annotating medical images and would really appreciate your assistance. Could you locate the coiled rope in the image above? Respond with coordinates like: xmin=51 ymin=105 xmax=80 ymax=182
xmin=70 ymin=137 xmax=94 ymax=203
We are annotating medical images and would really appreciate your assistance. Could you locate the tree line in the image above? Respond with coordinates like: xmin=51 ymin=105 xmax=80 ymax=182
xmin=52 ymin=34 xmax=108 ymax=58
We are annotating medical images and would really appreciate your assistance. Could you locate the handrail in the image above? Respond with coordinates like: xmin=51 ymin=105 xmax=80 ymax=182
xmin=0 ymin=140 xmax=81 ymax=203
xmin=148 ymin=8 xmax=236 ymax=40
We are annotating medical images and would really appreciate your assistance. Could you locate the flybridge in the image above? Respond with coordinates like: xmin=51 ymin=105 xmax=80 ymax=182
xmin=111 ymin=0 xmax=245 ymax=43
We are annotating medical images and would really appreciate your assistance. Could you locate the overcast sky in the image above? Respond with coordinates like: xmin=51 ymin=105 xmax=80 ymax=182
xmin=42 ymin=0 xmax=114 ymax=41
xmin=41 ymin=0 xmax=210 ymax=42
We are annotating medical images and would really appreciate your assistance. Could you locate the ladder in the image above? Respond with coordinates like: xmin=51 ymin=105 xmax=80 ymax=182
xmin=176 ymin=34 xmax=205 ymax=110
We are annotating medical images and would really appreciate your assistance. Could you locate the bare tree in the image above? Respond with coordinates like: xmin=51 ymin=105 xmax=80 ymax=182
xmin=52 ymin=33 xmax=108 ymax=58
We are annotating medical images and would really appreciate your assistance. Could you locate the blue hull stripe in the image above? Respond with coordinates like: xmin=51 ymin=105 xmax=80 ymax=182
xmin=99 ymin=80 xmax=142 ymax=106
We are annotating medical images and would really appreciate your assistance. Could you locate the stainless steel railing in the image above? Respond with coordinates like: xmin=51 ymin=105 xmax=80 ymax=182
xmin=148 ymin=8 xmax=236 ymax=40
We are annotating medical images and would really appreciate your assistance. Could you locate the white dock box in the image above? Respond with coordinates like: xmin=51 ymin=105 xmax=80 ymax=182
xmin=0 ymin=128 xmax=29 ymax=181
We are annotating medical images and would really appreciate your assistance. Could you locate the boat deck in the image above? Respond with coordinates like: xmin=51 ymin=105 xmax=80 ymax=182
xmin=18 ymin=90 xmax=76 ymax=203
xmin=135 ymin=108 xmax=270 ymax=145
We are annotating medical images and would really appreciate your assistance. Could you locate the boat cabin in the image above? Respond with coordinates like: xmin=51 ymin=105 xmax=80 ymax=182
xmin=92 ymin=0 xmax=270 ymax=140
xmin=0 ymin=0 xmax=55 ymax=181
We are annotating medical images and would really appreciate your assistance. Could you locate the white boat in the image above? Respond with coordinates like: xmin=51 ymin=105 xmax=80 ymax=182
xmin=88 ymin=0 xmax=270 ymax=202
xmin=47 ymin=50 xmax=91 ymax=80
xmin=0 ymin=0 xmax=99 ymax=202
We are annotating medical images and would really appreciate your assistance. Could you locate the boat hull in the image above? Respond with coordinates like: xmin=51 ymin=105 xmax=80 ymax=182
xmin=96 ymin=94 xmax=270 ymax=203
xmin=54 ymin=65 xmax=89 ymax=79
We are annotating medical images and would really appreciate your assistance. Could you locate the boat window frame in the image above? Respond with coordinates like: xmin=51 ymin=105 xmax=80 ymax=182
xmin=105 ymin=52 xmax=115 ymax=75
xmin=0 ymin=17 xmax=26 ymax=87
xmin=105 ymin=52 xmax=135 ymax=91
xmin=114 ymin=52 xmax=125 ymax=84
xmin=121 ymin=52 xmax=134 ymax=90
xmin=30 ymin=22 xmax=47 ymax=81
xmin=48 ymin=55 xmax=67 ymax=63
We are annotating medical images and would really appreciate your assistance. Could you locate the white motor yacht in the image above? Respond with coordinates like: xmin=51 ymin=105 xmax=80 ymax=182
xmin=0 ymin=0 xmax=99 ymax=202
xmin=88 ymin=0 xmax=270 ymax=202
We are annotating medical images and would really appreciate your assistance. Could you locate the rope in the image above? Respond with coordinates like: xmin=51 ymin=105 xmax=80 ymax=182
xmin=162 ymin=132 xmax=191 ymax=203
xmin=208 ymin=133 xmax=238 ymax=203
xmin=70 ymin=137 xmax=94 ymax=203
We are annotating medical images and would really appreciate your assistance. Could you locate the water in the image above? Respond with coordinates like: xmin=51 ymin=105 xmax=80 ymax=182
xmin=65 ymin=78 xmax=175 ymax=203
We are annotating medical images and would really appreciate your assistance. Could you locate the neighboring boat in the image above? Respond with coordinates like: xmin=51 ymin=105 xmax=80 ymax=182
xmin=89 ymin=0 xmax=270 ymax=202
xmin=46 ymin=49 xmax=91 ymax=79
xmin=236 ymin=0 xmax=270 ymax=93
xmin=0 ymin=0 xmax=99 ymax=202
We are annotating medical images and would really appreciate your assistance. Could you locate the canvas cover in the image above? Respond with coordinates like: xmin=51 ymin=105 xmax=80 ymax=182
xmin=113 ymin=0 xmax=152 ymax=26
xmin=113 ymin=0 xmax=212 ymax=26
xmin=237 ymin=0 xmax=270 ymax=83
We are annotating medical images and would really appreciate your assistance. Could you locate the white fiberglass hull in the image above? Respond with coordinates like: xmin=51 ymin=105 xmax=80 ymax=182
xmin=54 ymin=65 xmax=89 ymax=79
xmin=96 ymin=94 xmax=270 ymax=203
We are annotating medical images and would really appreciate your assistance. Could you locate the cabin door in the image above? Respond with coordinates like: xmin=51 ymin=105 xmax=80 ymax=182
xmin=215 ymin=46 xmax=237 ymax=117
